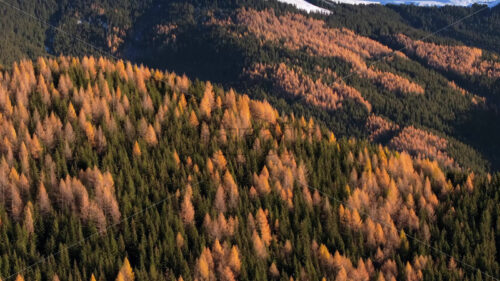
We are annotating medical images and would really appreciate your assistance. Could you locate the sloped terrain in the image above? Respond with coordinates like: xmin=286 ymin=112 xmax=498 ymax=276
xmin=0 ymin=1 xmax=499 ymax=280
xmin=0 ymin=55 xmax=498 ymax=281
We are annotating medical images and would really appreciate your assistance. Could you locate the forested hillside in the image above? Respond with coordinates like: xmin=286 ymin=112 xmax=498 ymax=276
xmin=0 ymin=55 xmax=498 ymax=281
xmin=0 ymin=0 xmax=500 ymax=280
xmin=2 ymin=0 xmax=498 ymax=171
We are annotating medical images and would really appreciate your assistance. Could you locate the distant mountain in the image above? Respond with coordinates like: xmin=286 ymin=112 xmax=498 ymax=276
xmin=278 ymin=0 xmax=499 ymax=11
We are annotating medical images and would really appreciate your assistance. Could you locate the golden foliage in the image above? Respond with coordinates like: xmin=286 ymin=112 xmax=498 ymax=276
xmin=189 ymin=110 xmax=199 ymax=127
xmin=397 ymin=34 xmax=500 ymax=78
xmin=144 ymin=124 xmax=158 ymax=146
xmin=23 ymin=202 xmax=34 ymax=234
xmin=214 ymin=185 xmax=226 ymax=213
xmin=211 ymin=150 xmax=227 ymax=171
xmin=269 ymin=262 xmax=280 ymax=277
xmin=181 ymin=185 xmax=195 ymax=225
xmin=247 ymin=63 xmax=372 ymax=111
xmin=249 ymin=99 xmax=278 ymax=124
xmin=223 ymin=171 xmax=239 ymax=209
xmin=203 ymin=212 xmax=238 ymax=240
xmin=132 ymin=141 xmax=142 ymax=156
xmin=256 ymin=208 xmax=272 ymax=246
xmin=228 ymin=246 xmax=241 ymax=273
xmin=338 ymin=149 xmax=448 ymax=264
xmin=37 ymin=182 xmax=51 ymax=213
xmin=200 ymin=82 xmax=214 ymax=118
xmin=116 ymin=257 xmax=134 ymax=281
xmin=253 ymin=166 xmax=271 ymax=195
xmin=198 ymin=253 xmax=210 ymax=280
xmin=362 ymin=68 xmax=424 ymax=95
xmin=366 ymin=115 xmax=400 ymax=142
xmin=389 ymin=126 xmax=454 ymax=167
xmin=232 ymin=8 xmax=392 ymax=63
xmin=252 ymin=230 xmax=267 ymax=258
xmin=226 ymin=9 xmax=421 ymax=95
xmin=366 ymin=116 xmax=454 ymax=167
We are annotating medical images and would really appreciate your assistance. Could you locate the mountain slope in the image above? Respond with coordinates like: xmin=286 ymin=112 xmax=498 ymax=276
xmin=3 ymin=0 xmax=500 ymax=171
xmin=148 ymin=5 xmax=495 ymax=171
xmin=0 ymin=56 xmax=498 ymax=281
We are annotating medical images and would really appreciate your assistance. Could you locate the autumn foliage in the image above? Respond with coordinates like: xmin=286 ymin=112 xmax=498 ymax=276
xmin=0 ymin=55 xmax=488 ymax=281
xmin=196 ymin=240 xmax=241 ymax=280
xmin=221 ymin=8 xmax=424 ymax=95
xmin=366 ymin=115 xmax=455 ymax=167
xmin=396 ymin=34 xmax=500 ymax=78
xmin=116 ymin=257 xmax=135 ymax=281
xmin=247 ymin=63 xmax=372 ymax=111
xmin=0 ymin=57 xmax=123 ymax=230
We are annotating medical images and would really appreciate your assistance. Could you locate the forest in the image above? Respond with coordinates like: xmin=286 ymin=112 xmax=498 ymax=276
xmin=3 ymin=0 xmax=492 ymax=171
xmin=0 ymin=0 xmax=499 ymax=280
xmin=0 ymin=55 xmax=498 ymax=281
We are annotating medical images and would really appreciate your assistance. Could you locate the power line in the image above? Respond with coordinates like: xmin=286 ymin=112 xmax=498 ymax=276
xmin=304 ymin=182 xmax=500 ymax=281
xmin=333 ymin=4 xmax=491 ymax=83
xmin=0 ymin=0 xmax=119 ymax=61
xmin=3 ymin=179 xmax=208 ymax=281
xmin=200 ymin=123 xmax=499 ymax=280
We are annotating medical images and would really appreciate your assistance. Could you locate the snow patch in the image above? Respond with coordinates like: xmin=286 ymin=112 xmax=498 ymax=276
xmin=277 ymin=0 xmax=332 ymax=13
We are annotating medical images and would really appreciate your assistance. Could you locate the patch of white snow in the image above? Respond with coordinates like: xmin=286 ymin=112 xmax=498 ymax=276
xmin=277 ymin=0 xmax=332 ymax=13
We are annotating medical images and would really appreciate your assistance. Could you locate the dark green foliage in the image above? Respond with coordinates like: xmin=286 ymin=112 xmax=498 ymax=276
xmin=0 ymin=57 xmax=497 ymax=280
xmin=0 ymin=1 xmax=499 ymax=280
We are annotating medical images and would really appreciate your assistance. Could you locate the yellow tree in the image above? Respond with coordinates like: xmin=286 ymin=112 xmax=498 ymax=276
xmin=176 ymin=232 xmax=184 ymax=248
xmin=197 ymin=247 xmax=213 ymax=280
xmin=256 ymin=208 xmax=272 ymax=245
xmin=269 ymin=262 xmax=279 ymax=278
xmin=37 ymin=181 xmax=51 ymax=213
xmin=228 ymin=245 xmax=241 ymax=273
xmin=189 ymin=110 xmax=199 ymax=127
xmin=223 ymin=171 xmax=239 ymax=209
xmin=133 ymin=141 xmax=142 ymax=157
xmin=214 ymin=185 xmax=226 ymax=213
xmin=252 ymin=230 xmax=267 ymax=258
xmin=212 ymin=150 xmax=227 ymax=171
xmin=200 ymin=82 xmax=214 ymax=118
xmin=68 ymin=102 xmax=77 ymax=120
xmin=144 ymin=124 xmax=158 ymax=146
xmin=30 ymin=135 xmax=43 ymax=159
xmin=116 ymin=257 xmax=134 ymax=281
xmin=23 ymin=202 xmax=34 ymax=234
xmin=181 ymin=185 xmax=195 ymax=225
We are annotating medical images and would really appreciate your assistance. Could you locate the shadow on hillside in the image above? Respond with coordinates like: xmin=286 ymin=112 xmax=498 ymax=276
xmin=452 ymin=105 xmax=500 ymax=171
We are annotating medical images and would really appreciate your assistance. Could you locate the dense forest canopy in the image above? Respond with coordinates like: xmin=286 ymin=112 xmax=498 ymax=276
xmin=0 ymin=0 xmax=499 ymax=280
xmin=1 ymin=0 xmax=494 ymax=171
xmin=0 ymin=55 xmax=498 ymax=281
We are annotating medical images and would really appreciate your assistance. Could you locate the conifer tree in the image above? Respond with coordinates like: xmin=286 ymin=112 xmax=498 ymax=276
xmin=181 ymin=185 xmax=195 ymax=225
xmin=116 ymin=257 xmax=134 ymax=281
xmin=133 ymin=141 xmax=141 ymax=157
xmin=200 ymin=82 xmax=214 ymax=119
